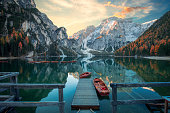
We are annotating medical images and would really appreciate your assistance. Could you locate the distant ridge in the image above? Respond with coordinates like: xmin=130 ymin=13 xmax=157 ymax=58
xmin=114 ymin=11 xmax=170 ymax=56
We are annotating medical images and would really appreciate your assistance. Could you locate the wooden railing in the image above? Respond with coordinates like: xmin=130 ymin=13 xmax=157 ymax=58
xmin=0 ymin=72 xmax=65 ymax=113
xmin=110 ymin=82 xmax=170 ymax=113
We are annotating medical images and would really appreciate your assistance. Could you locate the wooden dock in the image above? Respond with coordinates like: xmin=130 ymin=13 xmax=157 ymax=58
xmin=0 ymin=72 xmax=65 ymax=113
xmin=71 ymin=78 xmax=99 ymax=110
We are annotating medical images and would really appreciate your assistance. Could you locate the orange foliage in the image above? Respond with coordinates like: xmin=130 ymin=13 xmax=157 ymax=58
xmin=19 ymin=42 xmax=22 ymax=50
xmin=11 ymin=33 xmax=13 ymax=38
xmin=25 ymin=36 xmax=29 ymax=44
xmin=15 ymin=32 xmax=18 ymax=38
xmin=96 ymin=36 xmax=102 ymax=39
xmin=139 ymin=46 xmax=144 ymax=52
xmin=150 ymin=45 xmax=154 ymax=55
xmin=154 ymin=45 xmax=159 ymax=55
xmin=12 ymin=27 xmax=16 ymax=34
xmin=168 ymin=39 xmax=170 ymax=43
xmin=19 ymin=33 xmax=22 ymax=38
xmin=6 ymin=36 xmax=9 ymax=43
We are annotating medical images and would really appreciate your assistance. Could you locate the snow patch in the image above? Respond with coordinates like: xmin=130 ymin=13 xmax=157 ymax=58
xmin=32 ymin=13 xmax=41 ymax=24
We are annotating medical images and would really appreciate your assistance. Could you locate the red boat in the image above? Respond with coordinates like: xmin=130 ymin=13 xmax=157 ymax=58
xmin=79 ymin=72 xmax=91 ymax=78
xmin=67 ymin=61 xmax=77 ymax=63
xmin=0 ymin=61 xmax=8 ymax=63
xmin=71 ymin=61 xmax=77 ymax=63
xmin=51 ymin=61 xmax=59 ymax=63
xmin=40 ymin=61 xmax=50 ymax=63
xmin=60 ymin=61 xmax=67 ymax=63
xmin=93 ymin=78 xmax=110 ymax=96
xmin=28 ymin=61 xmax=39 ymax=63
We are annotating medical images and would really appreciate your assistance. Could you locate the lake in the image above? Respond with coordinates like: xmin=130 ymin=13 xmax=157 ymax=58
xmin=0 ymin=57 xmax=170 ymax=113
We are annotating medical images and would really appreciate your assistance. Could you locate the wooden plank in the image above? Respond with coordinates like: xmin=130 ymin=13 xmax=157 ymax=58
xmin=0 ymin=83 xmax=65 ymax=89
xmin=10 ymin=76 xmax=19 ymax=101
xmin=73 ymin=95 xmax=98 ymax=99
xmin=112 ymin=83 xmax=117 ymax=113
xmin=110 ymin=82 xmax=170 ymax=88
xmin=79 ymin=110 xmax=93 ymax=113
xmin=0 ymin=88 xmax=8 ymax=93
xmin=0 ymin=72 xmax=11 ymax=75
xmin=0 ymin=72 xmax=19 ymax=80
xmin=113 ymin=99 xmax=164 ymax=105
xmin=110 ymin=82 xmax=170 ymax=113
xmin=58 ymin=88 xmax=63 ymax=102
xmin=0 ymin=101 xmax=64 ymax=107
xmin=76 ymin=87 xmax=94 ymax=90
xmin=71 ymin=78 xmax=99 ymax=110
xmin=163 ymin=96 xmax=170 ymax=101
xmin=0 ymin=95 xmax=13 ymax=99
xmin=72 ymin=99 xmax=99 ymax=105
xmin=0 ymin=95 xmax=15 ymax=112
xmin=164 ymin=100 xmax=168 ymax=113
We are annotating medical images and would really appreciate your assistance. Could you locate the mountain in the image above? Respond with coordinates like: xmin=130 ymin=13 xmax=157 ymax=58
xmin=68 ymin=25 xmax=96 ymax=54
xmin=114 ymin=11 xmax=170 ymax=56
xmin=69 ymin=17 xmax=156 ymax=55
xmin=0 ymin=0 xmax=77 ymax=57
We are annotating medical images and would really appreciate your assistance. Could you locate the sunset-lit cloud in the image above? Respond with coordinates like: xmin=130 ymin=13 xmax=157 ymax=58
xmin=48 ymin=0 xmax=73 ymax=8
xmin=34 ymin=0 xmax=169 ymax=36
xmin=104 ymin=1 xmax=153 ymax=18
xmin=35 ymin=0 xmax=107 ymax=36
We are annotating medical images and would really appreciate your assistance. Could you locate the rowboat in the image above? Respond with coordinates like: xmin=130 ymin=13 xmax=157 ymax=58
xmin=39 ymin=61 xmax=50 ymax=63
xmin=0 ymin=61 xmax=8 ymax=63
xmin=60 ymin=61 xmax=67 ymax=63
xmin=28 ymin=61 xmax=38 ymax=63
xmin=79 ymin=72 xmax=91 ymax=78
xmin=71 ymin=61 xmax=76 ymax=63
xmin=51 ymin=61 xmax=59 ymax=63
xmin=93 ymin=78 xmax=110 ymax=96
xmin=67 ymin=61 xmax=77 ymax=63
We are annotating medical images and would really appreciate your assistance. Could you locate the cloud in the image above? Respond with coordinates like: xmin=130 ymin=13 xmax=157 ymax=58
xmin=35 ymin=0 xmax=154 ymax=36
xmin=48 ymin=0 xmax=73 ymax=8
xmin=35 ymin=0 xmax=107 ymax=36
xmin=104 ymin=1 xmax=153 ymax=18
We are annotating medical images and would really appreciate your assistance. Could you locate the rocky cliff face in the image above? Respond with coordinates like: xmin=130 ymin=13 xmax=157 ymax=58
xmin=0 ymin=0 xmax=76 ymax=56
xmin=114 ymin=11 xmax=170 ymax=56
xmin=69 ymin=17 xmax=156 ymax=55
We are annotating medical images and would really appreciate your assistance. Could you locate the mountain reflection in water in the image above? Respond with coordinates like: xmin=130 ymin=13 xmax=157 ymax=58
xmin=0 ymin=56 xmax=169 ymax=113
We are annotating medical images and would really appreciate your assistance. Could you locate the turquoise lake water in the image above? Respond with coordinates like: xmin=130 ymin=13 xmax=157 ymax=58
xmin=0 ymin=57 xmax=170 ymax=113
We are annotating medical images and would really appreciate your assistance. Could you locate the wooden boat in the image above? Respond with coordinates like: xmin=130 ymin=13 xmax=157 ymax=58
xmin=28 ymin=61 xmax=37 ymax=63
xmin=67 ymin=61 xmax=77 ymax=63
xmin=51 ymin=61 xmax=59 ymax=63
xmin=28 ymin=61 xmax=41 ymax=63
xmin=71 ymin=61 xmax=77 ymax=63
xmin=40 ymin=61 xmax=50 ymax=63
xmin=79 ymin=72 xmax=91 ymax=78
xmin=93 ymin=78 xmax=110 ymax=96
xmin=60 ymin=61 xmax=67 ymax=63
xmin=0 ymin=61 xmax=8 ymax=63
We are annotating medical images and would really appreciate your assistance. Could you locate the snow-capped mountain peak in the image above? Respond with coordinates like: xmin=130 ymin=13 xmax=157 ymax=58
xmin=142 ymin=19 xmax=157 ymax=25
xmin=67 ymin=17 xmax=157 ymax=55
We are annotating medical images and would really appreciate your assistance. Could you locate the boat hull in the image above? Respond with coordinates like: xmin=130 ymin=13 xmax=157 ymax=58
xmin=79 ymin=72 xmax=92 ymax=78
xmin=93 ymin=78 xmax=110 ymax=96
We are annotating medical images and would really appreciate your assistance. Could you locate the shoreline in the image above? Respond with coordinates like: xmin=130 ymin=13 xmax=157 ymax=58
xmin=0 ymin=57 xmax=22 ymax=60
xmin=142 ymin=56 xmax=170 ymax=61
xmin=114 ymin=56 xmax=170 ymax=61
xmin=1 ymin=56 xmax=170 ymax=61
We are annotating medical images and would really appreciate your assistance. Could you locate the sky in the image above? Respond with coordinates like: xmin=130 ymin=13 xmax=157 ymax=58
xmin=34 ymin=0 xmax=170 ymax=36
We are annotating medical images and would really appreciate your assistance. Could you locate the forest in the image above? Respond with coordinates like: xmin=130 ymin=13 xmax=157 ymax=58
xmin=114 ymin=11 xmax=170 ymax=56
xmin=0 ymin=27 xmax=33 ymax=57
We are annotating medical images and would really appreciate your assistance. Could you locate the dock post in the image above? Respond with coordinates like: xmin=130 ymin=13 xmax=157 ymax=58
xmin=58 ymin=87 xmax=64 ymax=113
xmin=112 ymin=83 xmax=117 ymax=113
xmin=10 ymin=75 xmax=19 ymax=101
